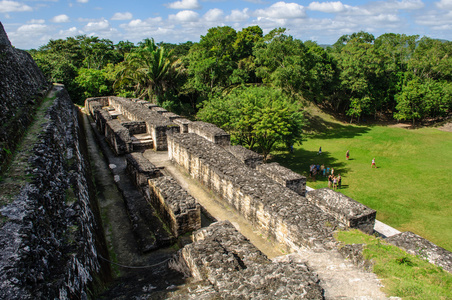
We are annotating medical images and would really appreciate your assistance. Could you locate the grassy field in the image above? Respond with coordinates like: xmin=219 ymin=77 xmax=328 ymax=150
xmin=271 ymin=111 xmax=452 ymax=252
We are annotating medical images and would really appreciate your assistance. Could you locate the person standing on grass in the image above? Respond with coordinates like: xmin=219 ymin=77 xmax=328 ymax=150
xmin=326 ymin=166 xmax=330 ymax=175
xmin=371 ymin=158 xmax=377 ymax=168
xmin=346 ymin=150 xmax=350 ymax=160
xmin=328 ymin=175 xmax=333 ymax=188
xmin=318 ymin=146 xmax=322 ymax=155
xmin=333 ymin=176 xmax=338 ymax=190
xmin=338 ymin=174 xmax=342 ymax=189
xmin=331 ymin=167 xmax=334 ymax=176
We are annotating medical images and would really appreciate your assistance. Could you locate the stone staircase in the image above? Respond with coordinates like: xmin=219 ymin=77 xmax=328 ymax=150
xmin=131 ymin=133 xmax=154 ymax=151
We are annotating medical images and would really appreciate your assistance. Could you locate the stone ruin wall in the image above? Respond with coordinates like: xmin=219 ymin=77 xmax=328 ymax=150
xmin=167 ymin=132 xmax=341 ymax=251
xmin=0 ymin=87 xmax=109 ymax=299
xmin=86 ymin=96 xmax=181 ymax=152
xmin=0 ymin=22 xmax=50 ymax=174
xmin=257 ymin=162 xmax=307 ymax=196
xmin=173 ymin=220 xmax=324 ymax=299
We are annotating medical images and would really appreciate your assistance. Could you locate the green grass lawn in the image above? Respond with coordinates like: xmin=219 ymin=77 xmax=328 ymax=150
xmin=271 ymin=117 xmax=452 ymax=252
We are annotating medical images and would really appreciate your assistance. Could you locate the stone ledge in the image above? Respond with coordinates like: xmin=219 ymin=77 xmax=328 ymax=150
xmin=175 ymin=221 xmax=324 ymax=299
xmin=257 ymin=162 xmax=306 ymax=196
xmin=386 ymin=231 xmax=452 ymax=273
xmin=148 ymin=176 xmax=201 ymax=237
xmin=188 ymin=121 xmax=230 ymax=146
xmin=224 ymin=145 xmax=263 ymax=169
xmin=168 ymin=133 xmax=338 ymax=251
xmin=306 ymin=188 xmax=376 ymax=234
xmin=126 ymin=152 xmax=162 ymax=188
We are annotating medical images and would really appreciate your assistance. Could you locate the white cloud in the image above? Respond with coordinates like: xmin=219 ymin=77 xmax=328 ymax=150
xmin=77 ymin=0 xmax=89 ymax=3
xmin=111 ymin=12 xmax=133 ymax=20
xmin=16 ymin=23 xmax=49 ymax=34
xmin=436 ymin=0 xmax=452 ymax=9
xmin=166 ymin=0 xmax=201 ymax=10
xmin=308 ymin=1 xmax=350 ymax=13
xmin=254 ymin=2 xmax=306 ymax=19
xmin=225 ymin=8 xmax=250 ymax=22
xmin=168 ymin=10 xmax=199 ymax=22
xmin=50 ymin=14 xmax=70 ymax=23
xmin=203 ymin=8 xmax=224 ymax=22
xmin=28 ymin=19 xmax=45 ymax=24
xmin=57 ymin=26 xmax=84 ymax=38
xmin=373 ymin=0 xmax=424 ymax=11
xmin=0 ymin=0 xmax=32 ymax=13
xmin=84 ymin=19 xmax=111 ymax=31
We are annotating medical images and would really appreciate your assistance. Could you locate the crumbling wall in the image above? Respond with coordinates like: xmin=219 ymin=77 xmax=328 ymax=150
xmin=224 ymin=145 xmax=263 ymax=169
xmin=168 ymin=132 xmax=338 ymax=251
xmin=257 ymin=162 xmax=306 ymax=196
xmin=188 ymin=121 xmax=231 ymax=146
xmin=306 ymin=188 xmax=376 ymax=234
xmin=386 ymin=231 xmax=452 ymax=273
xmin=174 ymin=221 xmax=324 ymax=299
xmin=148 ymin=176 xmax=201 ymax=237
xmin=0 ymin=22 xmax=50 ymax=174
xmin=0 ymin=87 xmax=109 ymax=299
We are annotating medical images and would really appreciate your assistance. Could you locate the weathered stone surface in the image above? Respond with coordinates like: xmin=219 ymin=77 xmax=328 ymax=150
xmin=257 ymin=162 xmax=306 ymax=196
xmin=86 ymin=97 xmax=180 ymax=151
xmin=175 ymin=221 xmax=324 ymax=299
xmin=224 ymin=145 xmax=263 ymax=169
xmin=188 ymin=121 xmax=230 ymax=146
xmin=104 ymin=119 xmax=132 ymax=155
xmin=0 ymin=21 xmax=50 ymax=173
xmin=162 ymin=111 xmax=181 ymax=121
xmin=151 ymin=106 xmax=168 ymax=114
xmin=168 ymin=133 xmax=338 ymax=251
xmin=386 ymin=231 xmax=452 ymax=273
xmin=121 ymin=121 xmax=147 ymax=135
xmin=148 ymin=176 xmax=201 ymax=237
xmin=173 ymin=118 xmax=191 ymax=133
xmin=337 ymin=244 xmax=374 ymax=272
xmin=0 ymin=87 xmax=109 ymax=299
xmin=306 ymin=188 xmax=376 ymax=234
xmin=125 ymin=152 xmax=162 ymax=188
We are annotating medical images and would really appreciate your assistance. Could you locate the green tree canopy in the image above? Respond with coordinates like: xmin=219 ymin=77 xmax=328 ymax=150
xmin=197 ymin=86 xmax=304 ymax=161
xmin=115 ymin=38 xmax=176 ymax=102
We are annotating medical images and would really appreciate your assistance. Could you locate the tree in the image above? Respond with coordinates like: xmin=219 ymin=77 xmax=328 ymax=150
xmin=197 ymin=86 xmax=304 ymax=161
xmin=75 ymin=68 xmax=113 ymax=99
xmin=115 ymin=38 xmax=176 ymax=102
xmin=183 ymin=26 xmax=237 ymax=98
xmin=253 ymin=28 xmax=315 ymax=100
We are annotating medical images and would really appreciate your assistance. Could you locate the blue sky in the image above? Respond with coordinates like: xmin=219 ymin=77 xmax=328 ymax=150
xmin=1 ymin=0 xmax=451 ymax=49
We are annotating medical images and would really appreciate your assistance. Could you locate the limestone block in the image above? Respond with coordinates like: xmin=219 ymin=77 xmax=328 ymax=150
xmin=306 ymin=188 xmax=376 ymax=234
xmin=386 ymin=231 xmax=452 ymax=273
xmin=173 ymin=118 xmax=191 ymax=133
xmin=224 ymin=145 xmax=263 ymax=169
xmin=104 ymin=119 xmax=132 ymax=155
xmin=257 ymin=162 xmax=306 ymax=196
xmin=121 ymin=121 xmax=147 ymax=135
xmin=125 ymin=152 xmax=162 ymax=188
xmin=188 ymin=121 xmax=230 ymax=146
xmin=167 ymin=133 xmax=338 ymax=251
xmin=148 ymin=176 xmax=201 ymax=237
xmin=177 ymin=221 xmax=324 ymax=299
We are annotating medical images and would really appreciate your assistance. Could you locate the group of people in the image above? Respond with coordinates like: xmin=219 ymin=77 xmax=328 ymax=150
xmin=309 ymin=163 xmax=342 ymax=189
xmin=309 ymin=148 xmax=377 ymax=190
xmin=328 ymin=174 xmax=342 ymax=190
xmin=309 ymin=164 xmax=334 ymax=180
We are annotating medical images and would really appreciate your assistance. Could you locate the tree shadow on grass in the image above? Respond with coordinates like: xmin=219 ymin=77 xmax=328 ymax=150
xmin=304 ymin=114 xmax=371 ymax=140
xmin=270 ymin=147 xmax=351 ymax=181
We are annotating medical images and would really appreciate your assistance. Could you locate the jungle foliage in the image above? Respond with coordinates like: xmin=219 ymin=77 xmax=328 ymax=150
xmin=29 ymin=27 xmax=452 ymax=149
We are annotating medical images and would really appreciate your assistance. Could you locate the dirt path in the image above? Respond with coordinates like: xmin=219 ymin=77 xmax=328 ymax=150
xmin=143 ymin=150 xmax=390 ymax=299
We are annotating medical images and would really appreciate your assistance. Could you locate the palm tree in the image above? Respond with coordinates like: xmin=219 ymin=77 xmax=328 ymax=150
xmin=115 ymin=38 xmax=175 ymax=102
